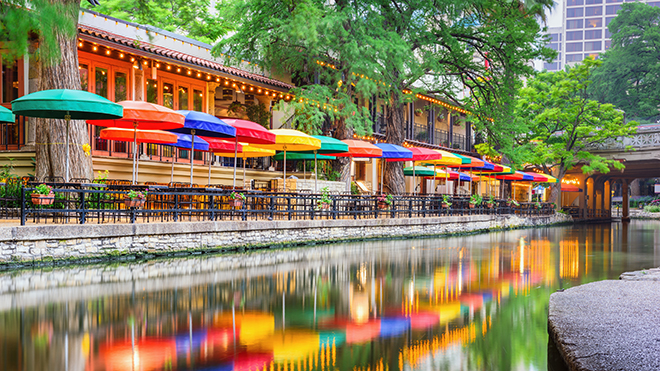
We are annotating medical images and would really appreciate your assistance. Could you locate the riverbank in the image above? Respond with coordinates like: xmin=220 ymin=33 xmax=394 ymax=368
xmin=548 ymin=268 xmax=660 ymax=371
xmin=0 ymin=213 xmax=571 ymax=269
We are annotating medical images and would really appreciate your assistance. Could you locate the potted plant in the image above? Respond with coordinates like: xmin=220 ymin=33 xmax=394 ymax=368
xmin=534 ymin=201 xmax=542 ymax=210
xmin=507 ymin=199 xmax=519 ymax=207
xmin=229 ymin=191 xmax=246 ymax=208
xmin=227 ymin=100 xmax=244 ymax=117
xmin=414 ymin=108 xmax=424 ymax=117
xmin=377 ymin=194 xmax=393 ymax=209
xmin=125 ymin=190 xmax=147 ymax=208
xmin=31 ymin=184 xmax=54 ymax=205
xmin=315 ymin=187 xmax=332 ymax=211
xmin=485 ymin=195 xmax=495 ymax=208
xmin=441 ymin=194 xmax=452 ymax=208
xmin=469 ymin=194 xmax=482 ymax=209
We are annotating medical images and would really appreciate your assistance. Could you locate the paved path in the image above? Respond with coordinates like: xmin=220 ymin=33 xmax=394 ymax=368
xmin=548 ymin=270 xmax=660 ymax=370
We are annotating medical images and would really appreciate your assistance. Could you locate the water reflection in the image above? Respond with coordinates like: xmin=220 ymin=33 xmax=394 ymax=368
xmin=1 ymin=221 xmax=660 ymax=371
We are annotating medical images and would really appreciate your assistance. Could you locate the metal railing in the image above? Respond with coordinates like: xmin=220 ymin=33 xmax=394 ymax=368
xmin=16 ymin=187 xmax=556 ymax=225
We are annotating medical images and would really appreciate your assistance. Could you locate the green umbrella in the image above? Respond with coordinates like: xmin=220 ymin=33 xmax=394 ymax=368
xmin=12 ymin=89 xmax=123 ymax=181
xmin=0 ymin=106 xmax=14 ymax=123
xmin=404 ymin=166 xmax=435 ymax=177
xmin=300 ymin=135 xmax=349 ymax=192
xmin=454 ymin=153 xmax=474 ymax=165
xmin=274 ymin=152 xmax=336 ymax=186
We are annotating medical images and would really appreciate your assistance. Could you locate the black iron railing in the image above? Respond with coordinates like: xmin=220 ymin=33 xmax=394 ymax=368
xmin=16 ymin=187 xmax=556 ymax=225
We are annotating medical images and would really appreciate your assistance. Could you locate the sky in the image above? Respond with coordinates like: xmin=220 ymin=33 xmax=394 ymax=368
xmin=547 ymin=0 xmax=563 ymax=28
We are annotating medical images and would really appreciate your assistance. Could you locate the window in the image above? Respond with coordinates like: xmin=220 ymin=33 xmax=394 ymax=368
xmin=245 ymin=94 xmax=255 ymax=104
xmin=178 ymin=86 xmax=189 ymax=110
xmin=586 ymin=18 xmax=602 ymax=28
xmin=605 ymin=29 xmax=611 ymax=38
xmin=162 ymin=82 xmax=174 ymax=109
xmin=586 ymin=0 xmax=602 ymax=4
xmin=567 ymin=31 xmax=583 ymax=40
xmin=605 ymin=40 xmax=612 ymax=49
xmin=193 ymin=89 xmax=203 ymax=111
xmin=550 ymin=33 xmax=560 ymax=42
xmin=566 ymin=42 xmax=583 ymax=52
xmin=606 ymin=0 xmax=621 ymax=3
xmin=650 ymin=2 xmax=660 ymax=7
xmin=567 ymin=0 xmax=583 ymax=5
xmin=606 ymin=4 xmax=620 ymax=14
xmin=567 ymin=8 xmax=583 ymax=17
xmin=567 ymin=19 xmax=583 ymax=29
xmin=95 ymin=67 xmax=108 ymax=98
xmin=79 ymin=64 xmax=89 ymax=92
xmin=146 ymin=79 xmax=157 ymax=104
xmin=585 ymin=41 xmax=602 ymax=51
xmin=585 ymin=6 xmax=603 ymax=16
xmin=544 ymin=62 xmax=559 ymax=70
xmin=548 ymin=43 xmax=560 ymax=51
xmin=222 ymin=88 xmax=233 ymax=101
xmin=585 ymin=29 xmax=602 ymax=39
xmin=606 ymin=16 xmax=616 ymax=26
xmin=162 ymin=145 xmax=174 ymax=158
xmin=585 ymin=53 xmax=600 ymax=59
xmin=566 ymin=54 xmax=584 ymax=62
xmin=114 ymin=71 xmax=127 ymax=102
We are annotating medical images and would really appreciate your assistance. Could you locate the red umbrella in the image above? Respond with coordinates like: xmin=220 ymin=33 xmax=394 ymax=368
xmin=385 ymin=147 xmax=443 ymax=194
xmin=334 ymin=140 xmax=382 ymax=193
xmin=524 ymin=172 xmax=548 ymax=182
xmin=89 ymin=101 xmax=185 ymax=184
xmin=219 ymin=118 xmax=276 ymax=188
xmin=198 ymin=137 xmax=243 ymax=184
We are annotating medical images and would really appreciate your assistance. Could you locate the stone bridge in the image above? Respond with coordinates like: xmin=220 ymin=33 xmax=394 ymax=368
xmin=564 ymin=125 xmax=660 ymax=221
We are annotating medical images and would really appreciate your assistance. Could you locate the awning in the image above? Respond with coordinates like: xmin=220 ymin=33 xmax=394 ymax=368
xmin=561 ymin=184 xmax=582 ymax=192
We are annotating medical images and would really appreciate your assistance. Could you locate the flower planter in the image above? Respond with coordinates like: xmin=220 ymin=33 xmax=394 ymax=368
xmin=229 ymin=199 xmax=244 ymax=208
xmin=321 ymin=203 xmax=330 ymax=210
xmin=377 ymin=202 xmax=389 ymax=209
xmin=414 ymin=111 xmax=423 ymax=117
xmin=31 ymin=193 xmax=54 ymax=206
xmin=486 ymin=203 xmax=494 ymax=209
xmin=469 ymin=203 xmax=476 ymax=209
xmin=124 ymin=198 xmax=145 ymax=208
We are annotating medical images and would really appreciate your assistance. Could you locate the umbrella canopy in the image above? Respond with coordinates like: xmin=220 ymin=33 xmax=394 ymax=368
xmin=375 ymin=143 xmax=413 ymax=159
xmin=100 ymin=128 xmax=178 ymax=144
xmin=379 ymin=317 xmax=411 ymax=338
xmin=525 ymin=172 xmax=558 ymax=183
xmin=88 ymin=100 xmax=184 ymax=130
xmin=298 ymin=135 xmax=349 ymax=154
xmin=404 ymin=166 xmax=435 ymax=177
xmin=273 ymin=152 xmax=336 ymax=161
xmin=171 ymin=110 xmax=235 ymax=138
xmin=496 ymin=171 xmax=534 ymax=181
xmin=334 ymin=140 xmax=383 ymax=158
xmin=258 ymin=129 xmax=321 ymax=151
xmin=200 ymin=137 xmax=243 ymax=152
xmin=222 ymin=118 xmax=276 ymax=144
xmin=388 ymin=146 xmax=442 ymax=162
xmin=454 ymin=154 xmax=485 ymax=168
xmin=171 ymin=133 xmax=210 ymax=150
xmin=0 ymin=106 xmax=15 ymax=123
xmin=215 ymin=145 xmax=274 ymax=158
xmin=423 ymin=150 xmax=463 ymax=166
xmin=11 ymin=89 xmax=123 ymax=120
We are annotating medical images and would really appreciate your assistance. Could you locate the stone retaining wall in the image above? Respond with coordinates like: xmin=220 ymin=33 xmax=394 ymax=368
xmin=0 ymin=213 xmax=571 ymax=264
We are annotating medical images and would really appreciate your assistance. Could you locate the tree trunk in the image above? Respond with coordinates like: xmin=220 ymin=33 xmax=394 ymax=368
xmin=35 ymin=0 xmax=93 ymax=181
xmin=548 ymin=166 xmax=566 ymax=208
xmin=384 ymin=92 xmax=405 ymax=195
xmin=332 ymin=118 xmax=352 ymax=187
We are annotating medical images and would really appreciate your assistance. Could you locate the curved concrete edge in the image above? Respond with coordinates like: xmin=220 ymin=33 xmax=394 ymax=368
xmin=548 ymin=280 xmax=660 ymax=371
xmin=0 ymin=214 xmax=562 ymax=242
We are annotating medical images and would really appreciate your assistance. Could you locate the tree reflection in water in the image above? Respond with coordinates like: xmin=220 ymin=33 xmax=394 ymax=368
xmin=0 ymin=221 xmax=657 ymax=371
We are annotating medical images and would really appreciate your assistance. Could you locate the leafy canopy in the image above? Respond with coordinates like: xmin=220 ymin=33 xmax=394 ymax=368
xmin=513 ymin=57 xmax=636 ymax=176
xmin=590 ymin=2 xmax=660 ymax=122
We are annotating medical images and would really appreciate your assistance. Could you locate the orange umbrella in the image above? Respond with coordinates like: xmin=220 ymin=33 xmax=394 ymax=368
xmin=334 ymin=140 xmax=382 ymax=193
xmin=100 ymin=128 xmax=178 ymax=144
xmin=89 ymin=101 xmax=185 ymax=184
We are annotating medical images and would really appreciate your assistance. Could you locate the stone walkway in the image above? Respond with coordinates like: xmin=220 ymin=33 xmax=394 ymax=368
xmin=548 ymin=269 xmax=660 ymax=370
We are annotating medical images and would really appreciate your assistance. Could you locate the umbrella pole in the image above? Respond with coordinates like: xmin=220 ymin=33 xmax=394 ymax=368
xmin=243 ymin=157 xmax=246 ymax=188
xmin=303 ymin=159 xmax=306 ymax=183
xmin=346 ymin=156 xmax=352 ymax=194
xmin=314 ymin=151 xmax=318 ymax=193
xmin=413 ymin=163 xmax=416 ymax=195
xmin=232 ymin=138 xmax=238 ymax=189
xmin=434 ymin=164 xmax=437 ymax=194
xmin=381 ymin=159 xmax=385 ymax=194
xmin=283 ymin=148 xmax=287 ymax=192
xmin=190 ymin=130 xmax=195 ymax=185
xmin=65 ymin=114 xmax=70 ymax=182
xmin=132 ymin=124 xmax=137 ymax=185
xmin=445 ymin=166 xmax=449 ymax=195
xmin=208 ymin=153 xmax=212 ymax=185
xmin=170 ymin=159 xmax=174 ymax=183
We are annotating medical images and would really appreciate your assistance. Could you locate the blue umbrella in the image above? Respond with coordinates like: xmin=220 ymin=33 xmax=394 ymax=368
xmin=458 ymin=172 xmax=473 ymax=182
xmin=379 ymin=317 xmax=411 ymax=338
xmin=375 ymin=143 xmax=413 ymax=194
xmin=171 ymin=111 xmax=236 ymax=184
xmin=518 ymin=171 xmax=535 ymax=181
xmin=169 ymin=133 xmax=210 ymax=183
xmin=474 ymin=161 xmax=495 ymax=171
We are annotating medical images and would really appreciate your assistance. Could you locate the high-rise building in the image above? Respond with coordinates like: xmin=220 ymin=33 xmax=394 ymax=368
xmin=541 ymin=0 xmax=660 ymax=71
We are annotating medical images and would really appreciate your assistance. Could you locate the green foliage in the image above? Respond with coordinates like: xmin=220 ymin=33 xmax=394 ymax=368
xmin=377 ymin=194 xmax=393 ymax=206
xmin=590 ymin=2 xmax=660 ymax=120
xmin=485 ymin=195 xmax=495 ymax=205
xmin=644 ymin=205 xmax=660 ymax=213
xmin=127 ymin=189 xmax=147 ymax=200
xmin=315 ymin=186 xmax=332 ymax=210
xmin=351 ymin=182 xmax=359 ymax=195
xmin=34 ymin=183 xmax=53 ymax=195
xmin=229 ymin=191 xmax=245 ymax=201
xmin=470 ymin=194 xmax=483 ymax=205
xmin=245 ymin=101 xmax=272 ymax=129
xmin=509 ymin=58 xmax=637 ymax=179
xmin=442 ymin=194 xmax=452 ymax=207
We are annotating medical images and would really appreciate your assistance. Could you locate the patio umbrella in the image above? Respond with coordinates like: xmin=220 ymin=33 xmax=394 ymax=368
xmin=334 ymin=140 xmax=383 ymax=193
xmin=198 ymin=137 xmax=243 ymax=184
xmin=273 ymin=152 xmax=336 ymax=188
xmin=495 ymin=171 xmax=534 ymax=181
xmin=257 ymin=129 xmax=321 ymax=191
xmin=375 ymin=143 xmax=413 ymax=194
xmin=12 ymin=89 xmax=123 ymax=182
xmin=0 ymin=106 xmax=15 ymax=123
xmin=99 ymin=128 xmax=178 ymax=184
xmin=524 ymin=172 xmax=557 ymax=183
xmin=221 ymin=118 xmax=276 ymax=189
xmin=170 ymin=111 xmax=235 ymax=185
xmin=385 ymin=146 xmax=441 ymax=194
xmin=298 ymin=135 xmax=349 ymax=192
xmin=404 ymin=166 xmax=435 ymax=177
xmin=214 ymin=145 xmax=275 ymax=187
xmin=168 ymin=133 xmax=210 ymax=183
xmin=423 ymin=150 xmax=464 ymax=194
xmin=88 ymin=101 xmax=184 ymax=184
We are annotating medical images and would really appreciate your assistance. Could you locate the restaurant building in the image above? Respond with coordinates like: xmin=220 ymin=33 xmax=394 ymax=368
xmin=0 ymin=10 xmax=475 ymax=193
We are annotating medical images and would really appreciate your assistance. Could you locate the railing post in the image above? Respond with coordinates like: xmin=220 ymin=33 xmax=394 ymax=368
xmin=209 ymin=195 xmax=215 ymax=221
xmin=174 ymin=194 xmax=179 ymax=222
xmin=270 ymin=195 xmax=275 ymax=220
xmin=80 ymin=190 xmax=86 ymax=224
xmin=287 ymin=196 xmax=292 ymax=220
xmin=20 ymin=187 xmax=26 ymax=226
xmin=408 ymin=199 xmax=413 ymax=218
xmin=332 ymin=198 xmax=337 ymax=220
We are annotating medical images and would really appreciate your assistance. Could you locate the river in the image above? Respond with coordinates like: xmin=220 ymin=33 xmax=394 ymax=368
xmin=1 ymin=220 xmax=659 ymax=371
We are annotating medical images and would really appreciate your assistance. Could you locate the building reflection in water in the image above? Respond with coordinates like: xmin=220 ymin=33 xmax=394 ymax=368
xmin=0 ymin=221 xmax=659 ymax=371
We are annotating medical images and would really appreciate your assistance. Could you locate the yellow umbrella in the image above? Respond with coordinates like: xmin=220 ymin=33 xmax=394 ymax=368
xmin=256 ymin=129 xmax=322 ymax=191
xmin=214 ymin=311 xmax=275 ymax=348
xmin=269 ymin=330 xmax=320 ymax=362
xmin=215 ymin=145 xmax=276 ymax=187
xmin=422 ymin=150 xmax=463 ymax=194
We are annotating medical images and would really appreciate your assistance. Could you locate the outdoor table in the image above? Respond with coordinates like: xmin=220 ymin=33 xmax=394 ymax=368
xmin=79 ymin=183 xmax=107 ymax=188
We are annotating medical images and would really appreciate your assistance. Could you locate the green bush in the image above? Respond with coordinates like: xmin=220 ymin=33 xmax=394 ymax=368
xmin=644 ymin=205 xmax=660 ymax=213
